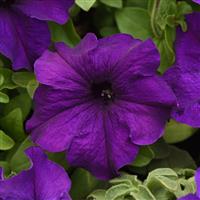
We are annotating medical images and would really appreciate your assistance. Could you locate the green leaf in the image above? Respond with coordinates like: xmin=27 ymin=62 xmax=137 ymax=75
xmin=125 ymin=0 xmax=149 ymax=8
xmin=49 ymin=19 xmax=80 ymax=47
xmin=132 ymin=146 xmax=155 ymax=167
xmin=70 ymin=168 xmax=102 ymax=200
xmin=154 ymin=26 xmax=176 ymax=73
xmin=0 ymin=92 xmax=9 ymax=103
xmin=110 ymin=174 xmax=141 ymax=188
xmin=0 ymin=161 xmax=10 ymax=177
xmin=176 ymin=1 xmax=193 ymax=17
xmin=148 ymin=146 xmax=196 ymax=170
xmin=87 ymin=190 xmax=106 ymax=200
xmin=0 ymin=74 xmax=4 ymax=86
xmin=150 ymin=139 xmax=170 ymax=159
xmin=175 ymin=178 xmax=196 ymax=198
xmin=3 ymin=93 xmax=32 ymax=121
xmin=75 ymin=0 xmax=96 ymax=11
xmin=155 ymin=0 xmax=177 ymax=31
xmin=0 ymin=108 xmax=26 ymax=142
xmin=115 ymin=7 xmax=153 ymax=40
xmin=12 ymin=72 xmax=35 ymax=88
xmin=146 ymin=168 xmax=178 ymax=191
xmin=47 ymin=151 xmax=69 ymax=170
xmin=9 ymin=137 xmax=33 ymax=173
xmin=100 ymin=27 xmax=118 ymax=37
xmin=0 ymin=68 xmax=16 ymax=90
xmin=0 ymin=130 xmax=15 ymax=150
xmin=100 ymin=0 xmax=122 ymax=8
xmin=105 ymin=184 xmax=132 ymax=200
xmin=146 ymin=168 xmax=178 ymax=199
xmin=164 ymin=120 xmax=195 ymax=144
xmin=129 ymin=185 xmax=156 ymax=200
xmin=26 ymin=79 xmax=39 ymax=98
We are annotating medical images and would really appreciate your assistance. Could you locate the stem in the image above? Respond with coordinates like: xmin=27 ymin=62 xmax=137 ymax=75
xmin=150 ymin=0 xmax=161 ymax=38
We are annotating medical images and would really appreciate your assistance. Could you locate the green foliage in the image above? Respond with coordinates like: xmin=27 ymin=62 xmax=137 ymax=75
xmin=49 ymin=19 xmax=80 ymax=47
xmin=75 ymin=0 xmax=96 ymax=11
xmin=164 ymin=120 xmax=196 ymax=144
xmin=132 ymin=147 xmax=155 ymax=167
xmin=87 ymin=168 xmax=195 ymax=200
xmin=100 ymin=0 xmax=122 ymax=8
xmin=8 ymin=137 xmax=33 ymax=173
xmin=114 ymin=0 xmax=192 ymax=72
xmin=70 ymin=168 xmax=104 ymax=200
xmin=115 ymin=7 xmax=153 ymax=40
xmin=0 ymin=130 xmax=14 ymax=150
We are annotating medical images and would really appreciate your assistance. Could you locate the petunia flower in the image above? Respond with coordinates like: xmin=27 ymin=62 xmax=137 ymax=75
xmin=0 ymin=0 xmax=74 ymax=71
xmin=0 ymin=146 xmax=71 ymax=200
xmin=164 ymin=12 xmax=200 ymax=127
xmin=26 ymin=33 xmax=176 ymax=179
xmin=178 ymin=168 xmax=200 ymax=200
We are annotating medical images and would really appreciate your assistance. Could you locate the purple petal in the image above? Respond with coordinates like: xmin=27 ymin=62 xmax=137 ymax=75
xmin=0 ymin=9 xmax=50 ymax=71
xmin=164 ymin=66 xmax=200 ymax=127
xmin=26 ymin=85 xmax=90 ymax=132
xmin=112 ymin=39 xmax=160 ymax=80
xmin=29 ymin=102 xmax=98 ymax=152
xmin=178 ymin=194 xmax=200 ymax=200
xmin=34 ymin=50 xmax=88 ymax=89
xmin=55 ymin=33 xmax=98 ymax=56
xmin=67 ymin=109 xmax=139 ymax=180
xmin=112 ymin=101 xmax=171 ymax=145
xmin=196 ymin=168 xmax=200 ymax=197
xmin=13 ymin=0 xmax=74 ymax=24
xmin=174 ymin=13 xmax=200 ymax=70
xmin=55 ymin=34 xmax=160 ymax=83
xmin=163 ymin=13 xmax=200 ymax=126
xmin=0 ymin=147 xmax=71 ymax=200
xmin=117 ymin=75 xmax=176 ymax=107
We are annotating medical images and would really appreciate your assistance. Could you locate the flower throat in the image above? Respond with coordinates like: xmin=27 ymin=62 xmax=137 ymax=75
xmin=91 ymin=81 xmax=114 ymax=103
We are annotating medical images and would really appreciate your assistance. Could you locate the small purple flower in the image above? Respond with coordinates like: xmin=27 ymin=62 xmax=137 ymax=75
xmin=0 ymin=147 xmax=71 ymax=200
xmin=164 ymin=13 xmax=200 ymax=127
xmin=178 ymin=168 xmax=200 ymax=200
xmin=0 ymin=0 xmax=74 ymax=71
xmin=26 ymin=33 xmax=176 ymax=179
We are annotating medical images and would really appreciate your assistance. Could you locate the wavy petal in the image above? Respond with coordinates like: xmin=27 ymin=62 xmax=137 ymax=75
xmin=0 ymin=9 xmax=50 ymax=70
xmin=13 ymin=0 xmax=74 ymax=24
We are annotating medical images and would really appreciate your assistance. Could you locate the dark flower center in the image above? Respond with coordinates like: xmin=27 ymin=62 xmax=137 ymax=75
xmin=91 ymin=81 xmax=115 ymax=104
xmin=0 ymin=0 xmax=15 ymax=7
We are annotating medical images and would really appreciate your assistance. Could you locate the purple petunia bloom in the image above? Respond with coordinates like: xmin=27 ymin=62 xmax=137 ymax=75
xmin=178 ymin=168 xmax=200 ymax=200
xmin=164 ymin=12 xmax=200 ymax=127
xmin=26 ymin=33 xmax=176 ymax=179
xmin=0 ymin=0 xmax=74 ymax=71
xmin=0 ymin=146 xmax=71 ymax=200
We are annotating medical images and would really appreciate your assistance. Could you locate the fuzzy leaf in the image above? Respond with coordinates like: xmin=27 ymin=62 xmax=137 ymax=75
xmin=0 ymin=130 xmax=15 ymax=150
xmin=75 ymin=0 xmax=96 ymax=11
xmin=9 ymin=137 xmax=33 ymax=173
xmin=49 ymin=19 xmax=80 ymax=47
xmin=100 ymin=0 xmax=122 ymax=8
xmin=115 ymin=7 xmax=153 ymax=40
xmin=133 ymin=146 xmax=155 ymax=167
xmin=164 ymin=120 xmax=195 ymax=144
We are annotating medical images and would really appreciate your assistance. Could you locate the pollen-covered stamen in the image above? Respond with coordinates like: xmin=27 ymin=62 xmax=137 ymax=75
xmin=91 ymin=81 xmax=115 ymax=103
xmin=101 ymin=89 xmax=113 ymax=100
